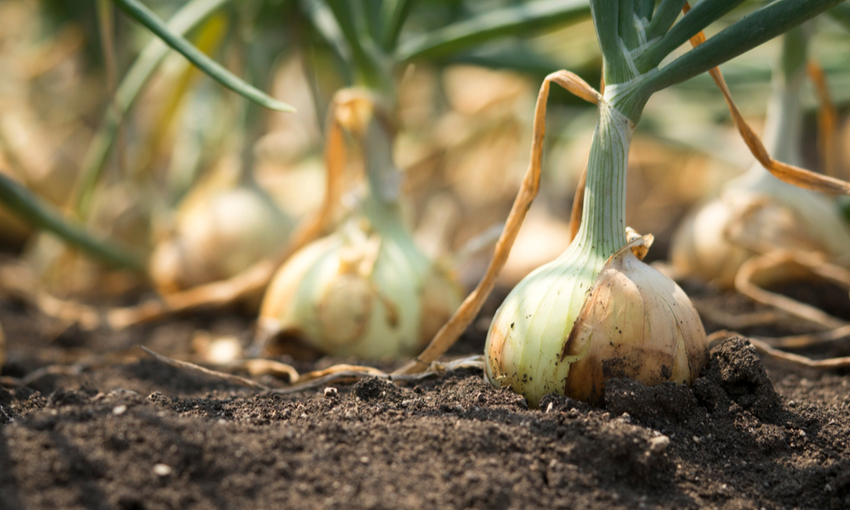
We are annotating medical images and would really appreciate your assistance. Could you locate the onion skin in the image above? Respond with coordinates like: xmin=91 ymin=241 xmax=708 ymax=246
xmin=486 ymin=239 xmax=708 ymax=408
xmin=257 ymin=217 xmax=462 ymax=360
xmin=671 ymin=185 xmax=850 ymax=289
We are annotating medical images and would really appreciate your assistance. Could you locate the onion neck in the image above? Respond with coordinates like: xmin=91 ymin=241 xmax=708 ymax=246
xmin=567 ymin=96 xmax=635 ymax=262
xmin=361 ymin=119 xmax=410 ymax=242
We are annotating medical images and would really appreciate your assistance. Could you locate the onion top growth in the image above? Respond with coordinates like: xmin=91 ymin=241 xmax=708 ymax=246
xmin=483 ymin=0 xmax=848 ymax=407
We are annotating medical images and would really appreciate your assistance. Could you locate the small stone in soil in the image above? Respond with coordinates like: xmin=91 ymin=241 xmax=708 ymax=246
xmin=153 ymin=464 xmax=172 ymax=477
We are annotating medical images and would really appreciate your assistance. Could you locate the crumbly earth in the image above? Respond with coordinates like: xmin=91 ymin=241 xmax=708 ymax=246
xmin=1 ymin=281 xmax=850 ymax=510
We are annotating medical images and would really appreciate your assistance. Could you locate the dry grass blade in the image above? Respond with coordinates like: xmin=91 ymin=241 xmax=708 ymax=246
xmin=300 ymin=364 xmax=386 ymax=382
xmin=734 ymin=252 xmax=849 ymax=330
xmin=686 ymin=18 xmax=850 ymax=194
xmin=140 ymin=346 xmax=270 ymax=390
xmin=708 ymin=330 xmax=850 ymax=369
xmin=0 ymin=365 xmax=85 ymax=388
xmin=806 ymin=61 xmax=838 ymax=178
xmin=263 ymin=371 xmax=387 ymax=395
xmin=239 ymin=359 xmax=301 ymax=381
xmin=757 ymin=325 xmax=850 ymax=349
xmin=0 ymin=261 xmax=101 ymax=330
xmin=691 ymin=298 xmax=784 ymax=329
xmin=393 ymin=70 xmax=601 ymax=375
xmin=266 ymin=355 xmax=486 ymax=395
xmin=749 ymin=337 xmax=850 ymax=369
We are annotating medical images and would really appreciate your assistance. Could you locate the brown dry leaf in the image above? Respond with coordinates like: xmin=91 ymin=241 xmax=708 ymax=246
xmin=568 ymin=165 xmax=586 ymax=242
xmin=240 ymin=359 xmax=300 ymax=382
xmin=708 ymin=331 xmax=850 ymax=370
xmin=685 ymin=6 xmax=850 ymax=195
xmin=806 ymin=61 xmax=837 ymax=178
xmin=393 ymin=70 xmax=602 ymax=375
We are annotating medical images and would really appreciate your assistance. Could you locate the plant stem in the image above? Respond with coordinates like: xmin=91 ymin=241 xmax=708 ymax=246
xmin=828 ymin=3 xmax=850 ymax=32
xmin=635 ymin=0 xmax=654 ymax=22
xmin=635 ymin=0 xmax=747 ymax=73
xmin=325 ymin=0 xmax=391 ymax=93
xmin=111 ymin=0 xmax=295 ymax=112
xmin=361 ymin=119 xmax=404 ymax=230
xmin=569 ymin=96 xmax=633 ymax=260
xmin=618 ymin=0 xmax=639 ymax=49
xmin=643 ymin=0 xmax=844 ymax=93
xmin=738 ymin=26 xmax=808 ymax=188
xmin=379 ymin=0 xmax=414 ymax=51
xmin=396 ymin=0 xmax=589 ymax=63
xmin=591 ymin=0 xmax=632 ymax=84
xmin=645 ymin=0 xmax=687 ymax=41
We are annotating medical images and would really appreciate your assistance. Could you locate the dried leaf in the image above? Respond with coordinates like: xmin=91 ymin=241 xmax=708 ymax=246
xmin=686 ymin=11 xmax=850 ymax=194
xmin=393 ymin=70 xmax=602 ymax=375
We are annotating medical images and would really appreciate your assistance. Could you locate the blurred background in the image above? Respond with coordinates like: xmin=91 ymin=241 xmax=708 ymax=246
xmin=1 ymin=0 xmax=850 ymax=370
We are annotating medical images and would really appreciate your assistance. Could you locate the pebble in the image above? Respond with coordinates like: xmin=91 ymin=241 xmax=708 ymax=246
xmin=112 ymin=405 xmax=127 ymax=416
xmin=153 ymin=464 xmax=172 ymax=477
xmin=648 ymin=435 xmax=670 ymax=454
xmin=323 ymin=387 xmax=339 ymax=399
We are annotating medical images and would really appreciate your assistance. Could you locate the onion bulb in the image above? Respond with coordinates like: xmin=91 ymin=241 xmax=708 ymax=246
xmin=149 ymin=157 xmax=293 ymax=293
xmin=486 ymin=231 xmax=707 ymax=407
xmin=485 ymin=96 xmax=708 ymax=407
xmin=256 ymin=94 xmax=462 ymax=359
xmin=258 ymin=213 xmax=461 ymax=359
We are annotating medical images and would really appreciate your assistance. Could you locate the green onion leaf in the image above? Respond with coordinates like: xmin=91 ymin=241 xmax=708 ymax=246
xmin=112 ymin=0 xmax=295 ymax=112
xmin=0 ymin=174 xmax=144 ymax=271
xmin=396 ymin=0 xmax=590 ymax=62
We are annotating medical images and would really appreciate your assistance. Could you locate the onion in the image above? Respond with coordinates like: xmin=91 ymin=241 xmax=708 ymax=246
xmin=256 ymin=93 xmax=462 ymax=359
xmin=485 ymin=95 xmax=708 ymax=407
xmin=149 ymin=157 xmax=293 ymax=293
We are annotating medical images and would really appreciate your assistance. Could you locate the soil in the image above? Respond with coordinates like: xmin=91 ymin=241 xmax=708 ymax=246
xmin=2 ymin=279 xmax=850 ymax=510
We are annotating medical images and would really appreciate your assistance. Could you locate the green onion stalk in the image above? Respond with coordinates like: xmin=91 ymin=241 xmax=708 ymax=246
xmin=485 ymin=0 xmax=846 ymax=407
xmin=671 ymin=25 xmax=850 ymax=288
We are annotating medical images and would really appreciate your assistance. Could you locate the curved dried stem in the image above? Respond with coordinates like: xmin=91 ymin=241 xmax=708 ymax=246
xmin=393 ymin=70 xmax=601 ymax=375
xmin=806 ymin=61 xmax=838 ymax=178
xmin=688 ymin=24 xmax=850 ymax=194
xmin=708 ymin=331 xmax=850 ymax=370
xmin=757 ymin=325 xmax=850 ymax=349
xmin=734 ymin=251 xmax=849 ymax=330
xmin=567 ymin=166 xmax=586 ymax=243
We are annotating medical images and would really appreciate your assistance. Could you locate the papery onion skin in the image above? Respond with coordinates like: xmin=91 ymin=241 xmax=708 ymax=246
xmin=257 ymin=217 xmax=462 ymax=359
xmin=671 ymin=179 xmax=850 ymax=289
xmin=485 ymin=241 xmax=708 ymax=408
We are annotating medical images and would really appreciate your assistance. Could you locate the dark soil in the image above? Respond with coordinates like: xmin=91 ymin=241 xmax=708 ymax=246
xmin=2 ymin=280 xmax=850 ymax=510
